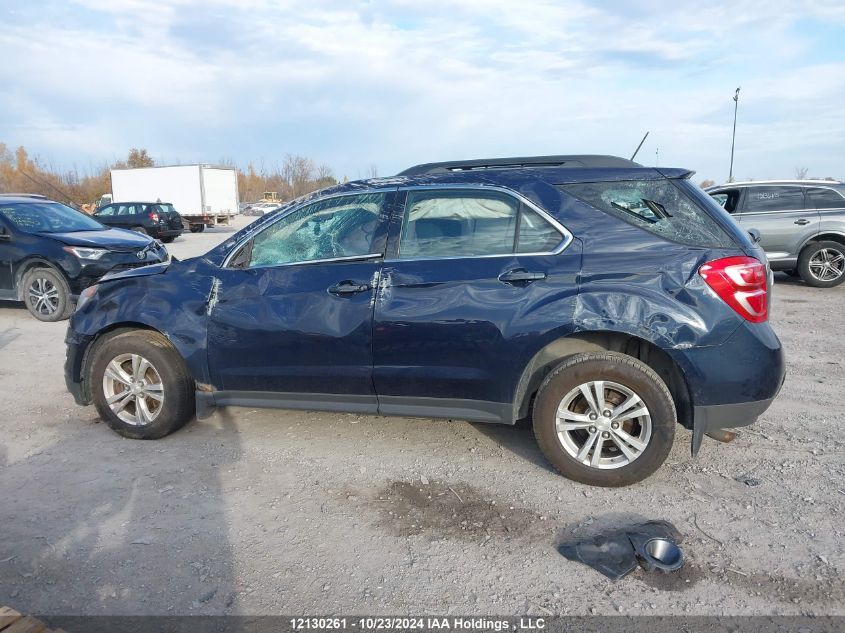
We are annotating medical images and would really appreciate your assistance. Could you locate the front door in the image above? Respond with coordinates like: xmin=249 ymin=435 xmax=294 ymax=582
xmin=736 ymin=185 xmax=819 ymax=261
xmin=373 ymin=187 xmax=581 ymax=423
xmin=207 ymin=191 xmax=394 ymax=410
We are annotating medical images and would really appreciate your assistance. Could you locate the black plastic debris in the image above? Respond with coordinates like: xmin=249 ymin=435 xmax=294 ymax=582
xmin=558 ymin=520 xmax=683 ymax=580
xmin=734 ymin=474 xmax=761 ymax=487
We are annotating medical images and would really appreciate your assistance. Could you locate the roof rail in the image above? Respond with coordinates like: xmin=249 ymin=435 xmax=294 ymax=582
xmin=0 ymin=192 xmax=49 ymax=199
xmin=397 ymin=154 xmax=641 ymax=176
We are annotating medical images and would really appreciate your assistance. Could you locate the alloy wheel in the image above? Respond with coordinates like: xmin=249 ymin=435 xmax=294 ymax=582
xmin=555 ymin=380 xmax=652 ymax=469
xmin=808 ymin=247 xmax=845 ymax=282
xmin=102 ymin=353 xmax=164 ymax=426
xmin=27 ymin=276 xmax=60 ymax=316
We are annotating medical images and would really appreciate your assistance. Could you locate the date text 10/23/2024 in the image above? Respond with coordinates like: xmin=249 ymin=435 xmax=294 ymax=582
xmin=290 ymin=617 xmax=548 ymax=631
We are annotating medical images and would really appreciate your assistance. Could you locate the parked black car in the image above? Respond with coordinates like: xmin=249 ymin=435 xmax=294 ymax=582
xmin=66 ymin=155 xmax=784 ymax=486
xmin=0 ymin=195 xmax=169 ymax=321
xmin=94 ymin=202 xmax=184 ymax=242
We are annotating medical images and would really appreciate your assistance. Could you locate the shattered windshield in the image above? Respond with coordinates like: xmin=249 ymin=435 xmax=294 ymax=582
xmin=248 ymin=193 xmax=385 ymax=266
xmin=561 ymin=180 xmax=734 ymax=248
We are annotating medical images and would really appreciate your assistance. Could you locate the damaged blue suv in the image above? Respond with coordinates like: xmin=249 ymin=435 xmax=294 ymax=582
xmin=65 ymin=155 xmax=784 ymax=486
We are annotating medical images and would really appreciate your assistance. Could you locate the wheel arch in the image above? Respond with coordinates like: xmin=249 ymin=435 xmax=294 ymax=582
xmin=513 ymin=331 xmax=693 ymax=432
xmin=801 ymin=231 xmax=845 ymax=251
xmin=14 ymin=257 xmax=71 ymax=300
xmin=78 ymin=322 xmax=191 ymax=403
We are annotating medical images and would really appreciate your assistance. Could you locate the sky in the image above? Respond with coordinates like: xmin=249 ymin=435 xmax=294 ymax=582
xmin=1 ymin=0 xmax=844 ymax=184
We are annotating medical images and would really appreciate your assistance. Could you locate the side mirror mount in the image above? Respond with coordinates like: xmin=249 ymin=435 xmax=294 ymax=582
xmin=747 ymin=228 xmax=762 ymax=244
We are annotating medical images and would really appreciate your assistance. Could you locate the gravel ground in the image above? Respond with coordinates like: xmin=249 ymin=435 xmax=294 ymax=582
xmin=0 ymin=215 xmax=843 ymax=616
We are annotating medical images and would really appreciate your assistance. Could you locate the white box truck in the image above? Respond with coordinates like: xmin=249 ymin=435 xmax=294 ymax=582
xmin=109 ymin=165 xmax=239 ymax=232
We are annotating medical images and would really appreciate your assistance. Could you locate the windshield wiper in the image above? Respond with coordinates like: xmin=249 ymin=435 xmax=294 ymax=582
xmin=611 ymin=201 xmax=657 ymax=224
xmin=642 ymin=199 xmax=671 ymax=220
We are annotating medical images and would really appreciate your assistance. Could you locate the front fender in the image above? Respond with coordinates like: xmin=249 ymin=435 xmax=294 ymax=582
xmin=69 ymin=259 xmax=216 ymax=385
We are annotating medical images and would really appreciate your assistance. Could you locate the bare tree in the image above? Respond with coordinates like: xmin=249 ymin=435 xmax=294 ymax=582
xmin=794 ymin=167 xmax=809 ymax=180
xmin=699 ymin=179 xmax=716 ymax=189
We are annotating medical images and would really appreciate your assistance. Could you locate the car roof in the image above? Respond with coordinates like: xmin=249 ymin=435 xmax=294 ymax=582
xmin=708 ymin=180 xmax=842 ymax=190
xmin=0 ymin=194 xmax=54 ymax=203
xmin=104 ymin=201 xmax=174 ymax=205
xmin=303 ymin=156 xmax=692 ymax=200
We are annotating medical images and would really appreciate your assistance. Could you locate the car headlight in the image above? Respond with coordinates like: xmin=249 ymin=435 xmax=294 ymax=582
xmin=76 ymin=284 xmax=99 ymax=310
xmin=63 ymin=246 xmax=108 ymax=260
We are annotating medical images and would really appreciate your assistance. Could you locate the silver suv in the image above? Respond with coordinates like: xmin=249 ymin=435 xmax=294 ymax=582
xmin=707 ymin=180 xmax=845 ymax=287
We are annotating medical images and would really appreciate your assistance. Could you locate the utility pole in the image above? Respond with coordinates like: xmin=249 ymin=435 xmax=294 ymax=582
xmin=729 ymin=87 xmax=740 ymax=182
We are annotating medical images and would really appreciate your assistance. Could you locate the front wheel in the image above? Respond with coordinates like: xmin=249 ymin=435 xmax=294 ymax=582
xmin=533 ymin=352 xmax=676 ymax=487
xmin=189 ymin=224 xmax=205 ymax=233
xmin=798 ymin=241 xmax=845 ymax=288
xmin=90 ymin=330 xmax=196 ymax=439
xmin=22 ymin=267 xmax=74 ymax=322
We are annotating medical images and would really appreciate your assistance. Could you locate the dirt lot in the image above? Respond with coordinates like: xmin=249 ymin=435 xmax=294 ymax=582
xmin=1 ymin=215 xmax=843 ymax=616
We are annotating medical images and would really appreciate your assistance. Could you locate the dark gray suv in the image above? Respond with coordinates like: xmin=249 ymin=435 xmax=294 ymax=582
xmin=707 ymin=180 xmax=845 ymax=287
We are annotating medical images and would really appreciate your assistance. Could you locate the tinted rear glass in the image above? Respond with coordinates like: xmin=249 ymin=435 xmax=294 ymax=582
xmin=807 ymin=187 xmax=845 ymax=210
xmin=561 ymin=180 xmax=735 ymax=248
xmin=742 ymin=186 xmax=805 ymax=212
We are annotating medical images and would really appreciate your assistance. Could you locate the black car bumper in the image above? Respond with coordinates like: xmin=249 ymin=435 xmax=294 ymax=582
xmin=65 ymin=328 xmax=94 ymax=405
xmin=151 ymin=227 xmax=183 ymax=239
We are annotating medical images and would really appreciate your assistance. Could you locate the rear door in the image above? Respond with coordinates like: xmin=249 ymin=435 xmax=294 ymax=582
xmin=737 ymin=185 xmax=818 ymax=261
xmin=372 ymin=187 xmax=581 ymax=423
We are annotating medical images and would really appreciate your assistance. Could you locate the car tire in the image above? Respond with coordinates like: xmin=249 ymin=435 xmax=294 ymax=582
xmin=532 ymin=352 xmax=676 ymax=487
xmin=189 ymin=224 xmax=205 ymax=233
xmin=132 ymin=226 xmax=149 ymax=235
xmin=797 ymin=241 xmax=845 ymax=288
xmin=161 ymin=236 xmax=176 ymax=243
xmin=21 ymin=267 xmax=74 ymax=322
xmin=89 ymin=329 xmax=196 ymax=439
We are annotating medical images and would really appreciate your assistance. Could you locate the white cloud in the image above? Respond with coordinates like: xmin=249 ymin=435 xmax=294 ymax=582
xmin=0 ymin=0 xmax=843 ymax=181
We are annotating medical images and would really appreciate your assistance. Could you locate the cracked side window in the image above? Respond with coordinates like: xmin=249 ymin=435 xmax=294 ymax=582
xmin=248 ymin=193 xmax=386 ymax=267
xmin=562 ymin=180 xmax=735 ymax=248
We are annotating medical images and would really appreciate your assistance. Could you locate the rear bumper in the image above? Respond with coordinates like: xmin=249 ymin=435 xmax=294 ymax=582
xmin=151 ymin=227 xmax=183 ymax=239
xmin=691 ymin=395 xmax=778 ymax=453
xmin=669 ymin=320 xmax=785 ymax=454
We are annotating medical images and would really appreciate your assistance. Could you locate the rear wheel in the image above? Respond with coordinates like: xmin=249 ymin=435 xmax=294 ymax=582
xmin=533 ymin=352 xmax=676 ymax=487
xmin=189 ymin=224 xmax=205 ymax=233
xmin=90 ymin=330 xmax=195 ymax=439
xmin=22 ymin=267 xmax=74 ymax=322
xmin=798 ymin=241 xmax=845 ymax=288
xmin=161 ymin=236 xmax=176 ymax=243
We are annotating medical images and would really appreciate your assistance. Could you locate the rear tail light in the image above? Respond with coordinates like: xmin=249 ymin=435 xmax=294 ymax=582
xmin=699 ymin=256 xmax=768 ymax=323
xmin=149 ymin=212 xmax=160 ymax=222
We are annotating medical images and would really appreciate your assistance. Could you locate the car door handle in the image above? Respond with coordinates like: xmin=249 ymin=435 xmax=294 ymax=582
xmin=328 ymin=281 xmax=371 ymax=295
xmin=498 ymin=269 xmax=547 ymax=284
xmin=794 ymin=219 xmax=811 ymax=226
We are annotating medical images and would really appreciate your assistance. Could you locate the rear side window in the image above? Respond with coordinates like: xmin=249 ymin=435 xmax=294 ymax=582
xmin=562 ymin=180 xmax=735 ymax=248
xmin=742 ymin=186 xmax=805 ymax=213
xmin=807 ymin=187 xmax=845 ymax=210
xmin=398 ymin=189 xmax=563 ymax=258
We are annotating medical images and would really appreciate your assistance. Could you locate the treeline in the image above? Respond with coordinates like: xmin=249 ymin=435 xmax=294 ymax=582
xmin=0 ymin=143 xmax=341 ymax=207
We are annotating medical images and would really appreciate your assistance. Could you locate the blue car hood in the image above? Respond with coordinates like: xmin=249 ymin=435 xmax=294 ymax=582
xmin=40 ymin=228 xmax=153 ymax=250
